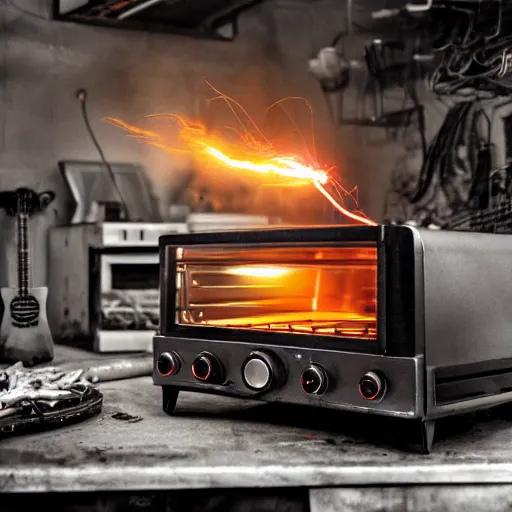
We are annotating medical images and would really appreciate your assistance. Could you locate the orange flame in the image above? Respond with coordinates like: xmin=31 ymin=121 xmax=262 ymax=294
xmin=104 ymin=85 xmax=376 ymax=226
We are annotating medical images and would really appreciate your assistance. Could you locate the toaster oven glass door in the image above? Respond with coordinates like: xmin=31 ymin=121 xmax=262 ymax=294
xmin=175 ymin=244 xmax=377 ymax=340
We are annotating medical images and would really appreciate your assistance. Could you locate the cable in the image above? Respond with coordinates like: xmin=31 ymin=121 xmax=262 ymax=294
xmin=426 ymin=1 xmax=512 ymax=96
xmin=76 ymin=89 xmax=129 ymax=221
xmin=410 ymin=101 xmax=478 ymax=205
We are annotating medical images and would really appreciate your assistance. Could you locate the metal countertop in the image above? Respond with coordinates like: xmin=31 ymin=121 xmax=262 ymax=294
xmin=1 ymin=346 xmax=512 ymax=493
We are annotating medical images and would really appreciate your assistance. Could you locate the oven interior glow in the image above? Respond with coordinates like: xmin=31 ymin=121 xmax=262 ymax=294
xmin=226 ymin=266 xmax=291 ymax=278
xmin=174 ymin=245 xmax=378 ymax=339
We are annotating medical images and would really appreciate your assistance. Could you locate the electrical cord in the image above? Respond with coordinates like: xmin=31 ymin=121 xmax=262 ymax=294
xmin=425 ymin=2 xmax=512 ymax=95
xmin=405 ymin=101 xmax=509 ymax=232
xmin=77 ymin=90 xmax=129 ymax=221
xmin=346 ymin=34 xmax=428 ymax=159
xmin=370 ymin=1 xmax=512 ymax=96
xmin=445 ymin=198 xmax=512 ymax=231
xmin=410 ymin=101 xmax=479 ymax=205
xmin=377 ymin=3 xmax=512 ymax=229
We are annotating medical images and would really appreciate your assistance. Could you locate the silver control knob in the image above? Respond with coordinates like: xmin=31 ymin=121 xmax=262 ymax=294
xmin=242 ymin=352 xmax=276 ymax=391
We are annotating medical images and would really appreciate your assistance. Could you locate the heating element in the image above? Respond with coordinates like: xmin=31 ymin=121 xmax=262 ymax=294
xmin=153 ymin=224 xmax=512 ymax=452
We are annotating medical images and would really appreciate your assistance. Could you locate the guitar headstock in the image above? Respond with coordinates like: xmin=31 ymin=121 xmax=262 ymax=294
xmin=0 ymin=188 xmax=55 ymax=217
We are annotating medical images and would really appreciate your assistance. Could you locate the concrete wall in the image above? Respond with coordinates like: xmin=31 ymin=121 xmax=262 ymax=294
xmin=0 ymin=0 xmax=408 ymax=288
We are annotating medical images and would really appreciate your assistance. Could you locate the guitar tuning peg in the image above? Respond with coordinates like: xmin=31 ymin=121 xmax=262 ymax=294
xmin=38 ymin=191 xmax=55 ymax=210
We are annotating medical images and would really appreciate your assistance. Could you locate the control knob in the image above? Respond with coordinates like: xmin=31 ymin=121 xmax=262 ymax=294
xmin=301 ymin=364 xmax=328 ymax=395
xmin=157 ymin=352 xmax=181 ymax=377
xmin=192 ymin=352 xmax=224 ymax=384
xmin=359 ymin=371 xmax=387 ymax=400
xmin=242 ymin=351 xmax=280 ymax=391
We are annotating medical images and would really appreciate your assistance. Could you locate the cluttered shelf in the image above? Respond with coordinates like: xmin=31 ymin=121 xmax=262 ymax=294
xmin=1 ymin=346 xmax=512 ymax=493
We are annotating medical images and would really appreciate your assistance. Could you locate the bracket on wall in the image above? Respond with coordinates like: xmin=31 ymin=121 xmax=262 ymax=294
xmin=51 ymin=0 xmax=263 ymax=42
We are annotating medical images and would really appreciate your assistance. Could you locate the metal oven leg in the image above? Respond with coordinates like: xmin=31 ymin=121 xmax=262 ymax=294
xmin=162 ymin=387 xmax=180 ymax=416
xmin=420 ymin=420 xmax=436 ymax=454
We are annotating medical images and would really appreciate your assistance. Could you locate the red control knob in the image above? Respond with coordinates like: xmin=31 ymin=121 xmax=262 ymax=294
xmin=359 ymin=371 xmax=386 ymax=400
xmin=157 ymin=352 xmax=181 ymax=377
xmin=192 ymin=352 xmax=223 ymax=383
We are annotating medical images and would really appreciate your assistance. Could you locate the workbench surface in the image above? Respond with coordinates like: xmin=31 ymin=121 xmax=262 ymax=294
xmin=2 ymin=346 xmax=512 ymax=493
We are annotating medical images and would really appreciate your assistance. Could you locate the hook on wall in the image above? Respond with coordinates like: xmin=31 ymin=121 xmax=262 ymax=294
xmin=406 ymin=0 xmax=433 ymax=14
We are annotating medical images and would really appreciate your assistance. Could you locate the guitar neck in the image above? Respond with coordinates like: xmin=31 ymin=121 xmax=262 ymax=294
xmin=17 ymin=212 xmax=29 ymax=296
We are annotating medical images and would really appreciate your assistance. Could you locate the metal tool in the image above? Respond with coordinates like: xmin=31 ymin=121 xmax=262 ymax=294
xmin=83 ymin=356 xmax=153 ymax=383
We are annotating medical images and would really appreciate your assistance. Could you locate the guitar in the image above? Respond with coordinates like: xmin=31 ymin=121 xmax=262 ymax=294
xmin=0 ymin=188 xmax=55 ymax=366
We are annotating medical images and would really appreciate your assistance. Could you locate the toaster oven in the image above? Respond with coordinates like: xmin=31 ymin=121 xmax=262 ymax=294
xmin=153 ymin=225 xmax=512 ymax=452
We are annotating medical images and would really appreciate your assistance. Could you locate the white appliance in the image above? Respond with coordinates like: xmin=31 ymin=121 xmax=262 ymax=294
xmin=48 ymin=222 xmax=187 ymax=353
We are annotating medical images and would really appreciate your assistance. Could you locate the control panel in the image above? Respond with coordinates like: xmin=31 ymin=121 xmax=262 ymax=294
xmin=153 ymin=336 xmax=421 ymax=418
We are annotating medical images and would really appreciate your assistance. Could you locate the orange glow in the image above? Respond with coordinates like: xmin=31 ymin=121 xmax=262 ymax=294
xmin=227 ymin=266 xmax=291 ymax=278
xmin=176 ymin=245 xmax=378 ymax=340
xmin=104 ymin=82 xmax=376 ymax=226
xmin=203 ymin=146 xmax=328 ymax=184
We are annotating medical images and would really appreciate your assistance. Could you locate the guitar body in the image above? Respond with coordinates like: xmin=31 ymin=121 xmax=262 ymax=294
xmin=0 ymin=287 xmax=54 ymax=366
xmin=0 ymin=188 xmax=56 ymax=366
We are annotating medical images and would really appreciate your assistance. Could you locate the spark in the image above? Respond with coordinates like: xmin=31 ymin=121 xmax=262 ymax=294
xmin=203 ymin=146 xmax=328 ymax=184
xmin=314 ymin=181 xmax=375 ymax=225
xmin=103 ymin=83 xmax=376 ymax=226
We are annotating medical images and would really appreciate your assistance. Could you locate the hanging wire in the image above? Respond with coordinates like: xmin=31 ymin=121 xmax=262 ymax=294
xmin=425 ymin=0 xmax=512 ymax=96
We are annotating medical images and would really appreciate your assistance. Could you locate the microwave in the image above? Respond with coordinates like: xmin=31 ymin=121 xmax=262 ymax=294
xmin=48 ymin=222 xmax=187 ymax=352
